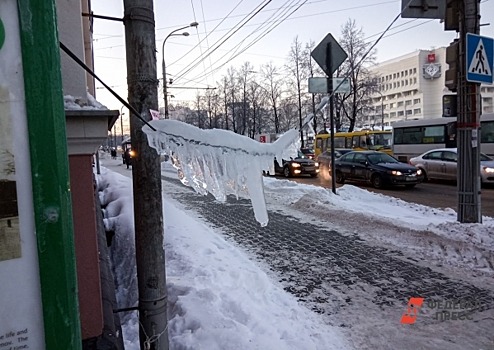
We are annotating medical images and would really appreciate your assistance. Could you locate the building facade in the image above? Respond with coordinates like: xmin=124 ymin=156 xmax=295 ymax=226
xmin=366 ymin=48 xmax=494 ymax=128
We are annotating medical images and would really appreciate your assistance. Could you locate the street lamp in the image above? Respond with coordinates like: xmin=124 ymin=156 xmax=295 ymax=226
xmin=162 ymin=21 xmax=199 ymax=119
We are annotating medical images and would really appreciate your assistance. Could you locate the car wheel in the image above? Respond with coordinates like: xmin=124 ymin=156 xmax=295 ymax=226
xmin=335 ymin=170 xmax=345 ymax=184
xmin=283 ymin=166 xmax=292 ymax=178
xmin=371 ymin=174 xmax=383 ymax=189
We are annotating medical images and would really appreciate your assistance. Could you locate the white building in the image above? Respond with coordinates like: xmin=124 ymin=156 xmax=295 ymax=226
xmin=366 ymin=47 xmax=494 ymax=127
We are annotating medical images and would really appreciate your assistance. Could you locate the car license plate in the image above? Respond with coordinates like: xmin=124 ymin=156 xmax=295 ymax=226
xmin=405 ymin=176 xmax=415 ymax=181
xmin=304 ymin=166 xmax=315 ymax=171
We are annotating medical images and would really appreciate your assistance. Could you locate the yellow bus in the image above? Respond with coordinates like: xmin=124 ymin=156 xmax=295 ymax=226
xmin=314 ymin=130 xmax=393 ymax=157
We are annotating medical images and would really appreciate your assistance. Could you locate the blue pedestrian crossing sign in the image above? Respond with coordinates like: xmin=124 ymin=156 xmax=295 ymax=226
xmin=466 ymin=33 xmax=493 ymax=84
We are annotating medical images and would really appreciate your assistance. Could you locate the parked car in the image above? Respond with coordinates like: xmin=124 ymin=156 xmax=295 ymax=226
xmin=333 ymin=151 xmax=423 ymax=188
xmin=409 ymin=148 xmax=494 ymax=185
xmin=317 ymin=148 xmax=354 ymax=172
xmin=272 ymin=151 xmax=319 ymax=178
xmin=300 ymin=147 xmax=315 ymax=160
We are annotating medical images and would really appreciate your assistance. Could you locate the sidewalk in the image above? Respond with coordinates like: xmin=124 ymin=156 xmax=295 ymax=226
xmin=100 ymin=155 xmax=494 ymax=350
xmin=161 ymin=175 xmax=494 ymax=350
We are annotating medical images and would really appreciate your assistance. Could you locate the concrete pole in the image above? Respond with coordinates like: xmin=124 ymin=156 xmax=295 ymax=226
xmin=457 ymin=0 xmax=481 ymax=223
xmin=122 ymin=1 xmax=169 ymax=349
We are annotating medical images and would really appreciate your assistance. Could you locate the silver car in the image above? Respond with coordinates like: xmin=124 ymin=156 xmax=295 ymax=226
xmin=409 ymin=148 xmax=494 ymax=185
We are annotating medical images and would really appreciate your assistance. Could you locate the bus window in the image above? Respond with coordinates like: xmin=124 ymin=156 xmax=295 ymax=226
xmin=316 ymin=138 xmax=323 ymax=152
xmin=334 ymin=136 xmax=346 ymax=148
xmin=423 ymin=125 xmax=445 ymax=143
xmin=401 ymin=127 xmax=421 ymax=144
xmin=345 ymin=137 xmax=352 ymax=148
xmin=481 ymin=120 xmax=494 ymax=143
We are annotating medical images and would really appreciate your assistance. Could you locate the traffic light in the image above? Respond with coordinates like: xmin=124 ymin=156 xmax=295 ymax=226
xmin=445 ymin=39 xmax=459 ymax=92
xmin=442 ymin=94 xmax=457 ymax=117
xmin=444 ymin=0 xmax=460 ymax=31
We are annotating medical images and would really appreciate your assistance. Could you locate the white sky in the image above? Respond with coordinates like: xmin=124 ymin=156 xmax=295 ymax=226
xmin=97 ymin=151 xmax=494 ymax=349
xmin=90 ymin=0 xmax=494 ymax=114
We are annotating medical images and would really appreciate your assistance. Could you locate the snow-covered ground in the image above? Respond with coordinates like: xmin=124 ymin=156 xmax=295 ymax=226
xmin=96 ymin=152 xmax=494 ymax=350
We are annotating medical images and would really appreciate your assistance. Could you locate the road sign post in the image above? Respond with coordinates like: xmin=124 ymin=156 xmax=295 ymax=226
xmin=311 ymin=33 xmax=347 ymax=195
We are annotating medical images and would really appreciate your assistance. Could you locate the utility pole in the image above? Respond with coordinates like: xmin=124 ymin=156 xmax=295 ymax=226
xmin=457 ymin=0 xmax=481 ymax=222
xmin=123 ymin=1 xmax=169 ymax=349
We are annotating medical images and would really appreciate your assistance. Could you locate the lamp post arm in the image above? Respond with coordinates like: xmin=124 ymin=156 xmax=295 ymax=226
xmin=161 ymin=25 xmax=190 ymax=119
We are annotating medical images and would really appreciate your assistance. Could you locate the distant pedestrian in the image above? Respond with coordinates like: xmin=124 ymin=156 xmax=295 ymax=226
xmin=124 ymin=148 xmax=132 ymax=169
xmin=111 ymin=148 xmax=117 ymax=159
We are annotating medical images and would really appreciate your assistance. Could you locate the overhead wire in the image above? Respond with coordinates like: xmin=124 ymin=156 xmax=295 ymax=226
xmin=167 ymin=0 xmax=245 ymax=68
xmin=172 ymin=0 xmax=273 ymax=81
xmin=224 ymin=0 xmax=300 ymax=64
xmin=198 ymin=0 xmax=215 ymax=85
xmin=177 ymin=0 xmax=309 ymax=84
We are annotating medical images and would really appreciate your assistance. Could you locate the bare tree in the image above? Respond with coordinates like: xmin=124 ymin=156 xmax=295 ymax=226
xmin=226 ymin=67 xmax=239 ymax=133
xmin=338 ymin=19 xmax=377 ymax=131
xmin=238 ymin=62 xmax=255 ymax=136
xmin=260 ymin=62 xmax=283 ymax=134
xmin=286 ymin=36 xmax=308 ymax=147
xmin=302 ymin=40 xmax=326 ymax=141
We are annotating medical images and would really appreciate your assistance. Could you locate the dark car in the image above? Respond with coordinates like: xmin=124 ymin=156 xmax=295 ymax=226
xmin=300 ymin=147 xmax=315 ymax=160
xmin=332 ymin=151 xmax=423 ymax=188
xmin=273 ymin=151 xmax=319 ymax=178
xmin=316 ymin=148 xmax=354 ymax=172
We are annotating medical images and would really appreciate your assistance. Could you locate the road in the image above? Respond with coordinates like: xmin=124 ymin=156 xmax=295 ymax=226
xmin=286 ymin=175 xmax=494 ymax=218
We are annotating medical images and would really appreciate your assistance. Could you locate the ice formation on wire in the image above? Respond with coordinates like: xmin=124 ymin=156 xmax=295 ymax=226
xmin=143 ymin=97 xmax=329 ymax=226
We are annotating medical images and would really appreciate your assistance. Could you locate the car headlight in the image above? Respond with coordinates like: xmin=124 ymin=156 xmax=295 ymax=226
xmin=483 ymin=166 xmax=494 ymax=173
xmin=314 ymin=162 xmax=319 ymax=167
xmin=390 ymin=170 xmax=403 ymax=176
xmin=291 ymin=163 xmax=301 ymax=168
xmin=416 ymin=169 xmax=422 ymax=175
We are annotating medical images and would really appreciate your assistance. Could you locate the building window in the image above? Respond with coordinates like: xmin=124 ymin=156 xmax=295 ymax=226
xmin=413 ymin=98 xmax=421 ymax=104
xmin=390 ymin=112 xmax=396 ymax=117
xmin=413 ymin=68 xmax=417 ymax=74
xmin=414 ymin=108 xmax=421 ymax=114
xmin=414 ymin=77 xmax=417 ymax=84
xmin=398 ymin=111 xmax=404 ymax=117
xmin=405 ymin=100 xmax=412 ymax=106
xmin=397 ymin=101 xmax=404 ymax=107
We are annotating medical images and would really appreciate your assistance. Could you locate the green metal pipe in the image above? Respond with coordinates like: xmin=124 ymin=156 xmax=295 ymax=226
xmin=17 ymin=0 xmax=82 ymax=349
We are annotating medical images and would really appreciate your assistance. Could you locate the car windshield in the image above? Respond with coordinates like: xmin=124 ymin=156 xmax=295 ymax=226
xmin=297 ymin=151 xmax=308 ymax=159
xmin=367 ymin=153 xmax=399 ymax=165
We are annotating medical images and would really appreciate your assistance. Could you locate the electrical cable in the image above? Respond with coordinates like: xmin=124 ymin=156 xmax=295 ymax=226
xmin=173 ymin=0 xmax=272 ymax=81
xmin=59 ymin=41 xmax=157 ymax=131
xmin=180 ymin=0 xmax=308 ymax=84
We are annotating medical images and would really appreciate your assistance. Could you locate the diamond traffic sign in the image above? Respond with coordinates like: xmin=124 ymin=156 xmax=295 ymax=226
xmin=466 ymin=33 xmax=493 ymax=84
xmin=311 ymin=33 xmax=347 ymax=77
